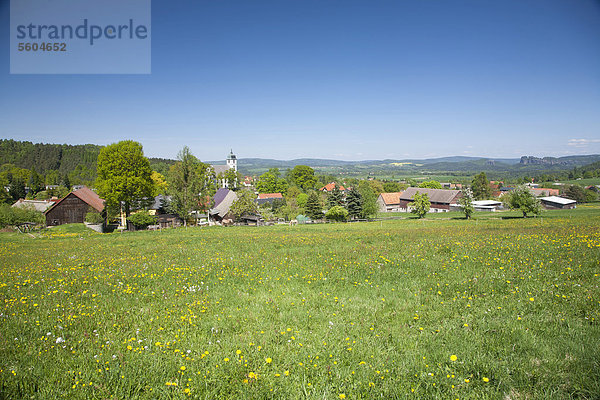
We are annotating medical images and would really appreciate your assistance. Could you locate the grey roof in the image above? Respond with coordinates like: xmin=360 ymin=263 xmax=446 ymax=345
xmin=210 ymin=190 xmax=238 ymax=218
xmin=213 ymin=188 xmax=230 ymax=207
xmin=540 ymin=196 xmax=576 ymax=205
xmin=211 ymin=164 xmax=230 ymax=175
xmin=12 ymin=199 xmax=56 ymax=212
xmin=400 ymin=187 xmax=462 ymax=204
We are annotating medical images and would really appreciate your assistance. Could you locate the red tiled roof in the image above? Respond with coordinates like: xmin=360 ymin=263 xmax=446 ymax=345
xmin=530 ymin=188 xmax=559 ymax=196
xmin=258 ymin=193 xmax=283 ymax=199
xmin=72 ymin=187 xmax=105 ymax=212
xmin=320 ymin=183 xmax=345 ymax=192
xmin=379 ymin=192 xmax=403 ymax=205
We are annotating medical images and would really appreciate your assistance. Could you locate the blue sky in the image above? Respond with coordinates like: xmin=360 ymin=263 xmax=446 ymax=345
xmin=1 ymin=0 xmax=599 ymax=161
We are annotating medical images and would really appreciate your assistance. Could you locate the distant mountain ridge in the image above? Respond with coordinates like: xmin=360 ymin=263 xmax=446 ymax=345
xmin=2 ymin=139 xmax=599 ymax=179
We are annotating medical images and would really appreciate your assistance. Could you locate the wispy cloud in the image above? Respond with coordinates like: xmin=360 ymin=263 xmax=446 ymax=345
xmin=567 ymin=138 xmax=600 ymax=148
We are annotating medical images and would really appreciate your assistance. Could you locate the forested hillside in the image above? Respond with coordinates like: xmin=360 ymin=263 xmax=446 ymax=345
xmin=0 ymin=139 xmax=101 ymax=176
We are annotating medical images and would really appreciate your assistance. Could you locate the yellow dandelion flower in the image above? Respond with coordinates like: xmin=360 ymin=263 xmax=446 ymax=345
xmin=483 ymin=377 xmax=489 ymax=382
xmin=266 ymin=357 xmax=272 ymax=364
xmin=450 ymin=354 xmax=457 ymax=362
xmin=339 ymin=394 xmax=346 ymax=399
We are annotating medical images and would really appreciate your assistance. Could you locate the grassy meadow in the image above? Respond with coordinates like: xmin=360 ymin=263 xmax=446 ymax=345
xmin=1 ymin=209 xmax=599 ymax=399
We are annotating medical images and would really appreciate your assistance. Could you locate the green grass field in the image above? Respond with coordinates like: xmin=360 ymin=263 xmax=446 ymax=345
xmin=1 ymin=208 xmax=599 ymax=399
xmin=558 ymin=178 xmax=600 ymax=187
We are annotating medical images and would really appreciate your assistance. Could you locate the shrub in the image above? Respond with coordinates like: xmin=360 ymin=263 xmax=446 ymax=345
xmin=0 ymin=204 xmax=45 ymax=228
xmin=325 ymin=205 xmax=349 ymax=222
xmin=127 ymin=212 xmax=157 ymax=229
xmin=85 ymin=210 xmax=104 ymax=224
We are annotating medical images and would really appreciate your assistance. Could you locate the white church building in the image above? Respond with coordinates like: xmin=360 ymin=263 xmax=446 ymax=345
xmin=211 ymin=150 xmax=238 ymax=188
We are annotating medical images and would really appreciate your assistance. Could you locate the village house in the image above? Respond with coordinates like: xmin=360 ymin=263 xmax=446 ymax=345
xmin=147 ymin=195 xmax=183 ymax=228
xmin=494 ymin=185 xmax=560 ymax=198
xmin=529 ymin=187 xmax=560 ymax=197
xmin=242 ymin=176 xmax=254 ymax=187
xmin=257 ymin=193 xmax=284 ymax=206
xmin=320 ymin=182 xmax=346 ymax=193
xmin=440 ymin=183 xmax=463 ymax=190
xmin=44 ymin=186 xmax=104 ymax=226
xmin=12 ymin=198 xmax=56 ymax=213
xmin=399 ymin=187 xmax=462 ymax=212
xmin=376 ymin=192 xmax=403 ymax=212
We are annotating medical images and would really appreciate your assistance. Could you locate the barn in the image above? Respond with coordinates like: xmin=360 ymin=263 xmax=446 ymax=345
xmin=209 ymin=188 xmax=238 ymax=223
xmin=399 ymin=187 xmax=462 ymax=212
xmin=44 ymin=187 xmax=105 ymax=226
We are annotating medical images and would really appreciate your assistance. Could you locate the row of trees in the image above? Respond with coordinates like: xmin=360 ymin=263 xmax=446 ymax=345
xmin=255 ymin=182 xmax=380 ymax=223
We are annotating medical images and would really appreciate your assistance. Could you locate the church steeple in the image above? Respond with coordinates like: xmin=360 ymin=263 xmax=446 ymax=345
xmin=226 ymin=149 xmax=237 ymax=171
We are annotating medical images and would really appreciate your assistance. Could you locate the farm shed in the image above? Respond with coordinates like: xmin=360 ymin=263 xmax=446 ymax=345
xmin=540 ymin=196 xmax=576 ymax=210
xmin=44 ymin=187 xmax=104 ymax=226
xmin=472 ymin=200 xmax=503 ymax=212
xmin=399 ymin=187 xmax=462 ymax=212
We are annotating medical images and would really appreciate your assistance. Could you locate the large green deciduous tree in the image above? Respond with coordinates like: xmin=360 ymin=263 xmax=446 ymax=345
xmin=358 ymin=181 xmax=377 ymax=218
xmin=563 ymin=185 xmax=587 ymax=203
xmin=502 ymin=185 xmax=542 ymax=217
xmin=296 ymin=193 xmax=308 ymax=209
xmin=418 ymin=180 xmax=442 ymax=189
xmin=471 ymin=172 xmax=492 ymax=200
xmin=287 ymin=165 xmax=317 ymax=191
xmin=230 ymin=189 xmax=258 ymax=221
xmin=256 ymin=168 xmax=288 ymax=194
xmin=167 ymin=146 xmax=215 ymax=226
xmin=410 ymin=193 xmax=430 ymax=218
xmin=96 ymin=141 xmax=155 ymax=217
xmin=222 ymin=168 xmax=240 ymax=190
xmin=383 ymin=181 xmax=402 ymax=193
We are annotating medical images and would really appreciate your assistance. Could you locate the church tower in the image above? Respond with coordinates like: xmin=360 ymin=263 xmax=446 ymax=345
xmin=226 ymin=149 xmax=237 ymax=172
